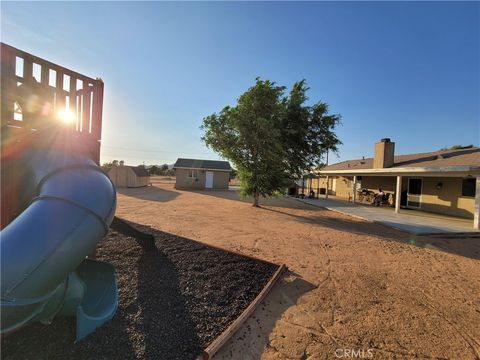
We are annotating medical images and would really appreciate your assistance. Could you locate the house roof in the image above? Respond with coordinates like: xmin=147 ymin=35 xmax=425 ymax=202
xmin=173 ymin=158 xmax=232 ymax=171
xmin=319 ymin=147 xmax=480 ymax=176
xmin=129 ymin=166 xmax=150 ymax=177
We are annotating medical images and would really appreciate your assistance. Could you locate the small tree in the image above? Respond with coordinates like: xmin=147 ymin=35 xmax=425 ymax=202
xmin=149 ymin=165 xmax=159 ymax=175
xmin=440 ymin=144 xmax=474 ymax=151
xmin=101 ymin=160 xmax=120 ymax=172
xmin=159 ymin=164 xmax=169 ymax=175
xmin=201 ymin=78 xmax=341 ymax=207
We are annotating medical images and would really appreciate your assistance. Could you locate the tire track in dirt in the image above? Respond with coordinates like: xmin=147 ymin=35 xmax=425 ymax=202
xmin=386 ymin=280 xmax=480 ymax=359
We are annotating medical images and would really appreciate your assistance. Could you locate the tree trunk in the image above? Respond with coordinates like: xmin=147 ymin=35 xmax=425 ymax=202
xmin=253 ymin=192 xmax=260 ymax=207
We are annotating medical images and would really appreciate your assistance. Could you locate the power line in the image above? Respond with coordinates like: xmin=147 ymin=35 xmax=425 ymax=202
xmin=101 ymin=144 xmax=215 ymax=156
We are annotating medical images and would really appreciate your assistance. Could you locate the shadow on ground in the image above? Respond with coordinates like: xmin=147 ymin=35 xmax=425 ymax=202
xmin=117 ymin=185 xmax=181 ymax=203
xmin=260 ymin=205 xmax=480 ymax=261
xmin=182 ymin=188 xmax=480 ymax=261
xmin=136 ymin=248 xmax=201 ymax=359
xmin=189 ymin=188 xmax=310 ymax=210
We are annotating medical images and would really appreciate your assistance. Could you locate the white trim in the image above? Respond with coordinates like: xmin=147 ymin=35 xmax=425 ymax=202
xmin=174 ymin=167 xmax=231 ymax=172
xmin=395 ymin=176 xmax=402 ymax=214
xmin=187 ymin=169 xmax=199 ymax=178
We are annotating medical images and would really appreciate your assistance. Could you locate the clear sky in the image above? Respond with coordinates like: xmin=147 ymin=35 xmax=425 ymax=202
xmin=2 ymin=1 xmax=479 ymax=166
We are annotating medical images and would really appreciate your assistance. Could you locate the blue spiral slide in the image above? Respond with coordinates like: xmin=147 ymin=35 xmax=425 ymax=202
xmin=1 ymin=149 xmax=117 ymax=341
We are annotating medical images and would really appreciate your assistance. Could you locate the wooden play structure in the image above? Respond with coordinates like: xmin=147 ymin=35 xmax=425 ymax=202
xmin=1 ymin=43 xmax=104 ymax=228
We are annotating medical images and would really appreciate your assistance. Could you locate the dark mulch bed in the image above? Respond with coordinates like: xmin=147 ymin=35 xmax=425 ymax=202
xmin=2 ymin=222 xmax=278 ymax=360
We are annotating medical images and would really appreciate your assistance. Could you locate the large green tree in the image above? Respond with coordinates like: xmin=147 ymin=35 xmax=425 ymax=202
xmin=201 ymin=78 xmax=341 ymax=207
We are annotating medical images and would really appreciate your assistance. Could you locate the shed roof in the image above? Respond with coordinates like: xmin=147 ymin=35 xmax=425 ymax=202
xmin=129 ymin=166 xmax=150 ymax=177
xmin=173 ymin=158 xmax=232 ymax=171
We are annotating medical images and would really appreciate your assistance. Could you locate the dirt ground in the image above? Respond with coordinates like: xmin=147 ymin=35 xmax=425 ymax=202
xmin=115 ymin=177 xmax=480 ymax=360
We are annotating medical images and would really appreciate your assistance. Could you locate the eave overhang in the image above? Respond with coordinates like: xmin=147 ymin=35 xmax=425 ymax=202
xmin=317 ymin=166 xmax=480 ymax=178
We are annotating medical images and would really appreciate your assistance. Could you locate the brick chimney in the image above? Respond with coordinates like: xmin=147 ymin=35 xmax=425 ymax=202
xmin=373 ymin=138 xmax=395 ymax=168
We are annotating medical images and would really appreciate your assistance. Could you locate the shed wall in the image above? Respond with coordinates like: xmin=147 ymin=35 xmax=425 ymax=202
xmin=175 ymin=169 xmax=230 ymax=189
xmin=175 ymin=169 xmax=206 ymax=189
xmin=108 ymin=167 xmax=149 ymax=188
xmin=212 ymin=171 xmax=230 ymax=190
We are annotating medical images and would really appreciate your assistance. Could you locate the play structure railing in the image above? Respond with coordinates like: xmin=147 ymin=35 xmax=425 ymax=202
xmin=1 ymin=42 xmax=104 ymax=141
xmin=1 ymin=43 xmax=104 ymax=228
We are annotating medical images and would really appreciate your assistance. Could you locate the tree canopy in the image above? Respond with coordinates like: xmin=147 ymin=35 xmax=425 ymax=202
xmin=201 ymin=78 xmax=341 ymax=207
xmin=440 ymin=144 xmax=474 ymax=151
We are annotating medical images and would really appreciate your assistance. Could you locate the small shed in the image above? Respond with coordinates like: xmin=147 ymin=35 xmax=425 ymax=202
xmin=173 ymin=158 xmax=232 ymax=190
xmin=108 ymin=165 xmax=150 ymax=188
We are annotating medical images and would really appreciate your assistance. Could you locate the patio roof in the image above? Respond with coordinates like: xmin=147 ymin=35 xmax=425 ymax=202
xmin=318 ymin=147 xmax=480 ymax=177
xmin=317 ymin=165 xmax=480 ymax=177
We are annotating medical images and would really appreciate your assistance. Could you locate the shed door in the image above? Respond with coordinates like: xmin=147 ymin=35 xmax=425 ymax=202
xmin=205 ymin=171 xmax=214 ymax=189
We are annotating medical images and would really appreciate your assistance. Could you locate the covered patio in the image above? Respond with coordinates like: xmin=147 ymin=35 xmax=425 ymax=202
xmin=317 ymin=166 xmax=480 ymax=230
xmin=313 ymin=140 xmax=480 ymax=231
xmin=296 ymin=196 xmax=477 ymax=234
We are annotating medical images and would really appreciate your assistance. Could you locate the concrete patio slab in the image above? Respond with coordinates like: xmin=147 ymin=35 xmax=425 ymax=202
xmin=295 ymin=196 xmax=477 ymax=234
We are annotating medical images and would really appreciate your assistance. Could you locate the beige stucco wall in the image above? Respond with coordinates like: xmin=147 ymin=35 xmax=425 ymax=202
xmin=308 ymin=176 xmax=353 ymax=198
xmin=108 ymin=166 xmax=150 ymax=188
xmin=332 ymin=177 xmax=355 ymax=198
xmin=418 ymin=177 xmax=475 ymax=219
xmin=175 ymin=169 xmax=230 ymax=190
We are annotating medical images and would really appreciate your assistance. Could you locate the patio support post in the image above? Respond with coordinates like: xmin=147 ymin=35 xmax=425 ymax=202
xmin=395 ymin=176 xmax=402 ymax=214
xmin=325 ymin=176 xmax=329 ymax=199
xmin=474 ymin=176 xmax=480 ymax=230
xmin=352 ymin=176 xmax=357 ymax=203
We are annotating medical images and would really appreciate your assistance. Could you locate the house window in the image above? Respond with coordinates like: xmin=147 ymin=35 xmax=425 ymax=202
xmin=188 ymin=169 xmax=198 ymax=178
xmin=461 ymin=178 xmax=476 ymax=197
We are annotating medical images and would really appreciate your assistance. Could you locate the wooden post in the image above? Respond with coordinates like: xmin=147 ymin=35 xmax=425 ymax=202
xmin=395 ymin=175 xmax=402 ymax=214
xmin=69 ymin=75 xmax=78 ymax=129
xmin=82 ymin=82 xmax=91 ymax=133
xmin=91 ymin=79 xmax=104 ymax=141
xmin=1 ymin=44 xmax=15 ymax=127
xmin=55 ymin=70 xmax=65 ymax=115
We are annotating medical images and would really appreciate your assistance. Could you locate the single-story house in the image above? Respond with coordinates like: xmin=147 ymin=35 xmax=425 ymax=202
xmin=173 ymin=158 xmax=232 ymax=190
xmin=311 ymin=139 xmax=480 ymax=229
xmin=108 ymin=165 xmax=150 ymax=188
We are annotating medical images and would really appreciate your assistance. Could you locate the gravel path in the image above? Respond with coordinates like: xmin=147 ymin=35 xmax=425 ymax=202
xmin=2 ymin=225 xmax=278 ymax=360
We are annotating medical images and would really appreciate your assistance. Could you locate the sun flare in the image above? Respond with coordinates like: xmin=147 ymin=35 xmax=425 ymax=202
xmin=58 ymin=109 xmax=75 ymax=124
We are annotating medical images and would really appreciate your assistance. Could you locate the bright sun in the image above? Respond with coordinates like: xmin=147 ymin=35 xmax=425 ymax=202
xmin=58 ymin=109 xmax=75 ymax=124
